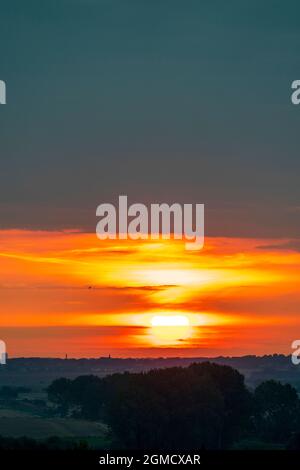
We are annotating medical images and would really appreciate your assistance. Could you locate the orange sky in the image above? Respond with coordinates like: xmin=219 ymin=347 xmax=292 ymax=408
xmin=1 ymin=229 xmax=300 ymax=357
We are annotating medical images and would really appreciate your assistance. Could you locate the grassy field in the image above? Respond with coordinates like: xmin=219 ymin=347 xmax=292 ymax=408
xmin=0 ymin=413 xmax=109 ymax=443
xmin=0 ymin=386 xmax=113 ymax=448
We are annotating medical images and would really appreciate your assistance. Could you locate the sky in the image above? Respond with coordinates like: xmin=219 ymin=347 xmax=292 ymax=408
xmin=1 ymin=231 xmax=300 ymax=357
xmin=0 ymin=1 xmax=300 ymax=357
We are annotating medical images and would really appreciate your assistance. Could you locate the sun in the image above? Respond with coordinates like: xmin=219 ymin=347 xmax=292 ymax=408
xmin=151 ymin=315 xmax=190 ymax=327
xmin=150 ymin=314 xmax=192 ymax=346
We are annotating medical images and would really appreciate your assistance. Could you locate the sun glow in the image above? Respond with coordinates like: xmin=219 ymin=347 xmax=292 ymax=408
xmin=149 ymin=314 xmax=192 ymax=346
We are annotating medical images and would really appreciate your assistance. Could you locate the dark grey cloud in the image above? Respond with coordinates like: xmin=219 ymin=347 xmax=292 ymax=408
xmin=1 ymin=0 xmax=300 ymax=237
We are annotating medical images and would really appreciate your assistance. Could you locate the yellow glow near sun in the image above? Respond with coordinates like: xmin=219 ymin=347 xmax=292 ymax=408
xmin=149 ymin=314 xmax=192 ymax=346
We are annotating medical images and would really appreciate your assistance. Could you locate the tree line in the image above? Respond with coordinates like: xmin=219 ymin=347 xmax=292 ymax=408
xmin=47 ymin=362 xmax=300 ymax=449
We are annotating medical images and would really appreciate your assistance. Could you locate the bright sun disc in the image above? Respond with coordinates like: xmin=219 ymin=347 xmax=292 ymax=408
xmin=151 ymin=315 xmax=190 ymax=327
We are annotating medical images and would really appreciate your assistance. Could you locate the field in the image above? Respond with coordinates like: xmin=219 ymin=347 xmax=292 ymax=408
xmin=0 ymin=413 xmax=107 ymax=438
xmin=0 ymin=408 xmax=111 ymax=447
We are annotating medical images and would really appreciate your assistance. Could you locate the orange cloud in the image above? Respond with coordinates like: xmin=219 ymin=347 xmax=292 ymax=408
xmin=1 ymin=230 xmax=300 ymax=357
